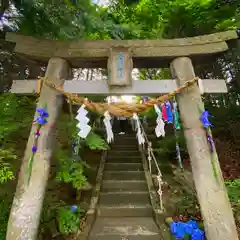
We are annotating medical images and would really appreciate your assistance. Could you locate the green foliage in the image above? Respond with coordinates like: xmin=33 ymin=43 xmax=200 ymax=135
xmin=0 ymin=198 xmax=12 ymax=239
xmin=0 ymin=149 xmax=16 ymax=183
xmin=56 ymin=129 xmax=108 ymax=189
xmin=0 ymin=166 xmax=15 ymax=184
xmin=225 ymin=179 xmax=240 ymax=205
xmin=155 ymin=133 xmax=187 ymax=157
xmin=6 ymin=0 xmax=237 ymax=42
xmin=174 ymin=193 xmax=199 ymax=217
xmin=205 ymin=98 xmax=240 ymax=143
xmin=63 ymin=113 xmax=109 ymax=151
xmin=0 ymin=95 xmax=34 ymax=184
xmin=56 ymin=150 xmax=88 ymax=190
xmin=85 ymin=131 xmax=109 ymax=150
xmin=39 ymin=202 xmax=63 ymax=237
xmin=225 ymin=179 xmax=240 ymax=225
xmin=140 ymin=107 xmax=156 ymax=119
xmin=0 ymin=94 xmax=35 ymax=141
xmin=57 ymin=206 xmax=83 ymax=234
xmin=2 ymin=0 xmax=127 ymax=40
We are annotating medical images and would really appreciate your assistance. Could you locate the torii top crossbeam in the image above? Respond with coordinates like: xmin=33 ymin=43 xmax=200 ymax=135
xmin=5 ymin=30 xmax=239 ymax=68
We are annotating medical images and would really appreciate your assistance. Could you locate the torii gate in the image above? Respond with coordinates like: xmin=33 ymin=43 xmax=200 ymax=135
xmin=5 ymin=30 xmax=240 ymax=240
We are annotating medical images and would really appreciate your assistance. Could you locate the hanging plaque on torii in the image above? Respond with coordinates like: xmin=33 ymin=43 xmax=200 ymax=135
xmin=107 ymin=47 xmax=133 ymax=87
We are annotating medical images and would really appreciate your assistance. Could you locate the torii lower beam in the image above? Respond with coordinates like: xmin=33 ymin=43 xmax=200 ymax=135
xmin=10 ymin=79 xmax=228 ymax=95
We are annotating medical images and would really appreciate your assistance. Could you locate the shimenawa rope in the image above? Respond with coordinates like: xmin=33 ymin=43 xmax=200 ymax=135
xmin=38 ymin=76 xmax=199 ymax=117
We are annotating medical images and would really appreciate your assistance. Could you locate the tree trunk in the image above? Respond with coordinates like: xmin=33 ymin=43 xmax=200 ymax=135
xmin=170 ymin=57 xmax=239 ymax=240
xmin=6 ymin=58 xmax=70 ymax=240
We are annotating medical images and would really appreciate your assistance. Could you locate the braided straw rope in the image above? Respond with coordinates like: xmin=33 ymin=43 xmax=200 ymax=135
xmin=41 ymin=76 xmax=199 ymax=117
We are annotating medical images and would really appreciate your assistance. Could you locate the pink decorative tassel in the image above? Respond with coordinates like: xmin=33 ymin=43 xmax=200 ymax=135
xmin=161 ymin=103 xmax=168 ymax=122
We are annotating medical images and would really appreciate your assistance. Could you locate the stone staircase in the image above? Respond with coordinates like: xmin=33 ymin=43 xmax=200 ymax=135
xmin=88 ymin=133 xmax=162 ymax=240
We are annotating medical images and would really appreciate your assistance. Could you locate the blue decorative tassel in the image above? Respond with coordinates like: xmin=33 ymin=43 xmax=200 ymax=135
xmin=165 ymin=100 xmax=173 ymax=123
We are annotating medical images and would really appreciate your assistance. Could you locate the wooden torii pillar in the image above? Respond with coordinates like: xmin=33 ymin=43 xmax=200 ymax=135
xmin=4 ymin=30 xmax=239 ymax=240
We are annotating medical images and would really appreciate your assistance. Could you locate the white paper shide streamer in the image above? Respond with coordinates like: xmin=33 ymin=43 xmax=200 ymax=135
xmin=154 ymin=104 xmax=165 ymax=138
xmin=76 ymin=104 xmax=91 ymax=139
xmin=133 ymin=113 xmax=145 ymax=145
xmin=103 ymin=111 xmax=114 ymax=143
xmin=198 ymin=78 xmax=204 ymax=95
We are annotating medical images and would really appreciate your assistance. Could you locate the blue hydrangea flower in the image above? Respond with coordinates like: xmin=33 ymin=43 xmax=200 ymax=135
xmin=170 ymin=222 xmax=186 ymax=239
xmin=71 ymin=205 xmax=78 ymax=212
xmin=184 ymin=220 xmax=199 ymax=235
xmin=170 ymin=220 xmax=205 ymax=240
xmin=191 ymin=228 xmax=205 ymax=240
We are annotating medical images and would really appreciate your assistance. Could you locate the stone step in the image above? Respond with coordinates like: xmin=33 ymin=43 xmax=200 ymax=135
xmin=105 ymin=163 xmax=143 ymax=171
xmin=113 ymin=140 xmax=137 ymax=145
xmin=103 ymin=171 xmax=145 ymax=181
xmin=115 ymin=134 xmax=156 ymax=140
xmin=89 ymin=217 xmax=161 ymax=240
xmin=113 ymin=141 xmax=138 ymax=146
xmin=107 ymin=150 xmax=140 ymax=157
xmin=101 ymin=180 xmax=148 ymax=192
xmin=114 ymin=134 xmax=137 ymax=139
xmin=110 ymin=145 xmax=139 ymax=150
xmin=97 ymin=204 xmax=153 ymax=217
xmin=113 ymin=138 xmax=138 ymax=144
xmin=107 ymin=156 xmax=141 ymax=163
xmin=99 ymin=191 xmax=150 ymax=205
xmin=115 ymin=132 xmax=157 ymax=140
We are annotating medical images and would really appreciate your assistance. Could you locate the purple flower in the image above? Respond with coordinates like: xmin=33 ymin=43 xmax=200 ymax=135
xmin=32 ymin=146 xmax=37 ymax=152
xmin=37 ymin=108 xmax=49 ymax=117
xmin=207 ymin=135 xmax=215 ymax=152
xmin=34 ymin=108 xmax=49 ymax=125
xmin=34 ymin=116 xmax=47 ymax=125
xmin=200 ymin=111 xmax=213 ymax=129
xmin=142 ymin=96 xmax=149 ymax=103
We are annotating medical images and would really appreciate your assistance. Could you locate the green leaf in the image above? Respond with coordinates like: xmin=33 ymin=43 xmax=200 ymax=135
xmin=57 ymin=206 xmax=82 ymax=234
xmin=85 ymin=131 xmax=109 ymax=150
